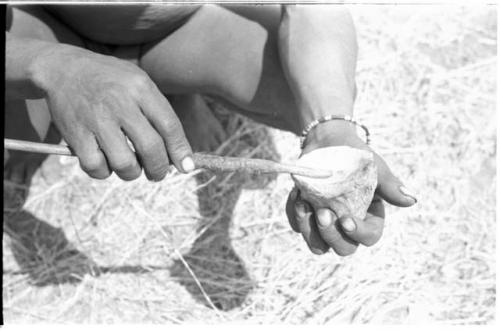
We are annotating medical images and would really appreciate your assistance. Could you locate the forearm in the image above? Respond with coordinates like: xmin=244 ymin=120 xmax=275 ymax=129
xmin=5 ymin=32 xmax=57 ymax=100
xmin=278 ymin=6 xmax=358 ymax=140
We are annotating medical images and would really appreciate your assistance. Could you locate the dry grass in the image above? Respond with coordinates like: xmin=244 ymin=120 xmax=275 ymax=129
xmin=3 ymin=4 xmax=496 ymax=324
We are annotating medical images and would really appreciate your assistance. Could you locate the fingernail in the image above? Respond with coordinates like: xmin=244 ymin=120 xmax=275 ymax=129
xmin=399 ymin=186 xmax=418 ymax=203
xmin=181 ymin=157 xmax=195 ymax=173
xmin=317 ymin=209 xmax=333 ymax=227
xmin=341 ymin=218 xmax=356 ymax=232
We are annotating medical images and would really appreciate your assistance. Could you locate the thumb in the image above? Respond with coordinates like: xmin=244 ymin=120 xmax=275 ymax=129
xmin=162 ymin=121 xmax=194 ymax=174
xmin=142 ymin=87 xmax=194 ymax=174
xmin=373 ymin=152 xmax=417 ymax=207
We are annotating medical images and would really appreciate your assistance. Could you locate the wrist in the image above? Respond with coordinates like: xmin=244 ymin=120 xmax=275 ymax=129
xmin=301 ymin=119 xmax=364 ymax=154
xmin=5 ymin=35 xmax=59 ymax=100
xmin=29 ymin=43 xmax=84 ymax=96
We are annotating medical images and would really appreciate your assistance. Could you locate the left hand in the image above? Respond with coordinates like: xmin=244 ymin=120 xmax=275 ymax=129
xmin=285 ymin=120 xmax=417 ymax=256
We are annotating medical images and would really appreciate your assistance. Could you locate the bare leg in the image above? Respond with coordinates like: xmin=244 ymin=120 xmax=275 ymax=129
xmin=139 ymin=5 xmax=302 ymax=134
xmin=139 ymin=5 xmax=416 ymax=257
xmin=6 ymin=6 xmax=226 ymax=182
xmin=168 ymin=94 xmax=227 ymax=152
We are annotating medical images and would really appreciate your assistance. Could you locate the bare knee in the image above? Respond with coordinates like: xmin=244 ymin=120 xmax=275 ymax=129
xmin=280 ymin=5 xmax=357 ymax=50
xmin=204 ymin=6 xmax=271 ymax=104
xmin=140 ymin=5 xmax=269 ymax=104
xmin=282 ymin=4 xmax=353 ymax=23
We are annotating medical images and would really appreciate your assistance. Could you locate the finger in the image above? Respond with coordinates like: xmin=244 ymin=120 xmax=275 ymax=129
xmin=339 ymin=199 xmax=385 ymax=246
xmin=69 ymin=131 xmax=111 ymax=180
xmin=339 ymin=217 xmax=383 ymax=248
xmin=140 ymin=86 xmax=194 ymax=173
xmin=121 ymin=116 xmax=170 ymax=181
xmin=315 ymin=208 xmax=358 ymax=256
xmin=368 ymin=195 xmax=385 ymax=218
xmin=340 ymin=215 xmax=384 ymax=247
xmin=295 ymin=200 xmax=329 ymax=255
xmin=285 ymin=187 xmax=300 ymax=233
xmin=97 ymin=125 xmax=142 ymax=181
xmin=373 ymin=152 xmax=417 ymax=207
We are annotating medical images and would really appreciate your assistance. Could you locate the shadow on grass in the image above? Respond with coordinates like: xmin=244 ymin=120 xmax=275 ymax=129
xmin=3 ymin=103 xmax=165 ymax=287
xmin=3 ymin=99 xmax=281 ymax=310
xmin=170 ymin=106 xmax=279 ymax=311
xmin=4 ymin=207 xmax=174 ymax=287
xmin=4 ymin=207 xmax=95 ymax=286
xmin=3 ymin=190 xmax=168 ymax=287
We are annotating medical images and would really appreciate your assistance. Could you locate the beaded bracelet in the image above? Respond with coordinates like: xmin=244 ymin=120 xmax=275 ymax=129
xmin=299 ymin=114 xmax=370 ymax=149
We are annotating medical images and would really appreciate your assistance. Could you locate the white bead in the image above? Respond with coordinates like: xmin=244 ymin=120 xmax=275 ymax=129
xmin=299 ymin=115 xmax=369 ymax=149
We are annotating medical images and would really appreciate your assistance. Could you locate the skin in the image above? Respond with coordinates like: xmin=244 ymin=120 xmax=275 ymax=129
xmin=6 ymin=34 xmax=194 ymax=180
xmin=288 ymin=125 xmax=415 ymax=256
xmin=5 ymin=4 xmax=417 ymax=256
xmin=168 ymin=94 xmax=227 ymax=152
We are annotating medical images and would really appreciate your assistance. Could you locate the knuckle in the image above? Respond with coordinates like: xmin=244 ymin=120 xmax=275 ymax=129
xmin=94 ymin=120 xmax=112 ymax=135
xmin=129 ymin=73 xmax=152 ymax=97
xmin=141 ymin=135 xmax=165 ymax=157
xmin=80 ymin=154 xmax=105 ymax=173
xmin=113 ymin=158 xmax=142 ymax=181
xmin=119 ymin=168 xmax=142 ymax=181
xmin=160 ymin=118 xmax=182 ymax=137
xmin=144 ymin=159 xmax=169 ymax=180
xmin=168 ymin=140 xmax=191 ymax=160
xmin=113 ymin=156 xmax=137 ymax=172
xmin=139 ymin=138 xmax=170 ymax=180
xmin=80 ymin=155 xmax=110 ymax=179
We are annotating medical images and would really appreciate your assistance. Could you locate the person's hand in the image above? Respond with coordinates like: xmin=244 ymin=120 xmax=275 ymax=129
xmin=286 ymin=120 xmax=417 ymax=256
xmin=31 ymin=44 xmax=194 ymax=181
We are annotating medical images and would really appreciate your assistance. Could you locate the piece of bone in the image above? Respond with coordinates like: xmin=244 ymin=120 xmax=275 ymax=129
xmin=292 ymin=146 xmax=378 ymax=221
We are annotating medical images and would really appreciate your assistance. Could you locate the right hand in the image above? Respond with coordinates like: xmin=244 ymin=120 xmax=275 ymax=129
xmin=32 ymin=44 xmax=194 ymax=181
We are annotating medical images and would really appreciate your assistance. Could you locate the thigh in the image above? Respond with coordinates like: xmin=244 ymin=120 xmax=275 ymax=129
xmin=9 ymin=5 xmax=84 ymax=47
xmin=139 ymin=4 xmax=301 ymax=133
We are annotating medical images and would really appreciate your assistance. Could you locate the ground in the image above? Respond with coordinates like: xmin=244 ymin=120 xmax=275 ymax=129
xmin=2 ymin=4 xmax=496 ymax=324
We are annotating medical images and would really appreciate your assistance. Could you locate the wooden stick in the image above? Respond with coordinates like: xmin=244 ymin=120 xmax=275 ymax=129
xmin=4 ymin=138 xmax=332 ymax=178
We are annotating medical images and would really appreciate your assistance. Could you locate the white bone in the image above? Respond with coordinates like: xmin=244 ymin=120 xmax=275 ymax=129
xmin=292 ymin=146 xmax=377 ymax=220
